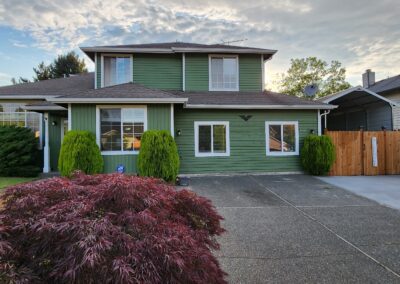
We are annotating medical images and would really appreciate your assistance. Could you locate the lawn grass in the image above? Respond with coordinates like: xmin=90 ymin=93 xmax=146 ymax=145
xmin=0 ymin=177 xmax=37 ymax=192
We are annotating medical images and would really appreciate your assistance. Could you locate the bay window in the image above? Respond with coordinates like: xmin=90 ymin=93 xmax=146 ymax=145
xmin=102 ymin=55 xmax=132 ymax=87
xmin=209 ymin=55 xmax=239 ymax=91
xmin=98 ymin=106 xmax=146 ymax=154
xmin=195 ymin=121 xmax=230 ymax=157
xmin=265 ymin=121 xmax=299 ymax=156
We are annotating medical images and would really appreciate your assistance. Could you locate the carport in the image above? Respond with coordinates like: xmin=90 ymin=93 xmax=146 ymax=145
xmin=318 ymin=86 xmax=398 ymax=132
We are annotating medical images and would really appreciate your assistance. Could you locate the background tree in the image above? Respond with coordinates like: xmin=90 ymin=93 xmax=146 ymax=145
xmin=10 ymin=77 xmax=30 ymax=85
xmin=33 ymin=51 xmax=87 ymax=81
xmin=33 ymin=62 xmax=52 ymax=81
xmin=278 ymin=57 xmax=351 ymax=98
xmin=50 ymin=51 xmax=87 ymax=78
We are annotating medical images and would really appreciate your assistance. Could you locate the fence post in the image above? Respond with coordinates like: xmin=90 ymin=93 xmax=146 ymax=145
xmin=360 ymin=129 xmax=364 ymax=175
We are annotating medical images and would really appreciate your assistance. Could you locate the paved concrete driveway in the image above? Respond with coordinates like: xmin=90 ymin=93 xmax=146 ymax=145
xmin=188 ymin=175 xmax=400 ymax=283
xmin=317 ymin=176 xmax=400 ymax=210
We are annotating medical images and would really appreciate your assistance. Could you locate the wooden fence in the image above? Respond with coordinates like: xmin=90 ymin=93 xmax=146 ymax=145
xmin=325 ymin=130 xmax=400 ymax=176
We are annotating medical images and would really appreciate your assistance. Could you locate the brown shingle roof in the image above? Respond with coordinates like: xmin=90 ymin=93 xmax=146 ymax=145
xmin=172 ymin=91 xmax=335 ymax=109
xmin=0 ymin=73 xmax=94 ymax=98
xmin=49 ymin=83 xmax=187 ymax=103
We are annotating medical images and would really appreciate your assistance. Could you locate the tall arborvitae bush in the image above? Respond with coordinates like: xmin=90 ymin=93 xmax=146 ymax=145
xmin=0 ymin=173 xmax=226 ymax=283
xmin=0 ymin=126 xmax=40 ymax=177
xmin=301 ymin=135 xmax=336 ymax=175
xmin=58 ymin=130 xmax=103 ymax=177
xmin=137 ymin=130 xmax=179 ymax=182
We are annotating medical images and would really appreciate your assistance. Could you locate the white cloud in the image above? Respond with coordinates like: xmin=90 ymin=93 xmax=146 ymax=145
xmin=0 ymin=72 xmax=12 ymax=86
xmin=0 ymin=0 xmax=399 ymax=89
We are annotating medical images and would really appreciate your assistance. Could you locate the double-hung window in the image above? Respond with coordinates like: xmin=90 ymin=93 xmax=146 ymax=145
xmin=98 ymin=106 xmax=146 ymax=154
xmin=209 ymin=55 xmax=239 ymax=91
xmin=265 ymin=121 xmax=299 ymax=156
xmin=195 ymin=121 xmax=230 ymax=157
xmin=102 ymin=55 xmax=132 ymax=87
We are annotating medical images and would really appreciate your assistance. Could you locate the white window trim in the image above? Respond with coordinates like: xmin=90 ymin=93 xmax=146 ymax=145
xmin=265 ymin=121 xmax=299 ymax=156
xmin=96 ymin=105 xmax=147 ymax=155
xmin=208 ymin=54 xmax=239 ymax=91
xmin=101 ymin=54 xmax=133 ymax=88
xmin=194 ymin=121 xmax=230 ymax=157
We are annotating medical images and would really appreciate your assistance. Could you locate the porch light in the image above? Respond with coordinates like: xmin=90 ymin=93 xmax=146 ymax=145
xmin=51 ymin=121 xmax=57 ymax=126
xmin=176 ymin=129 xmax=181 ymax=136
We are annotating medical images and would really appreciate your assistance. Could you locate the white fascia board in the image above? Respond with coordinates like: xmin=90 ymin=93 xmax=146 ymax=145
xmin=321 ymin=86 xmax=399 ymax=106
xmin=23 ymin=105 xmax=66 ymax=111
xmin=172 ymin=47 xmax=277 ymax=54
xmin=48 ymin=98 xmax=188 ymax=104
xmin=80 ymin=47 xmax=173 ymax=54
xmin=184 ymin=104 xmax=337 ymax=110
xmin=0 ymin=95 xmax=53 ymax=99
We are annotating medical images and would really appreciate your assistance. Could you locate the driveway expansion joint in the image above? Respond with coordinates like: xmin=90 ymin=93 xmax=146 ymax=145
xmin=248 ymin=175 xmax=400 ymax=279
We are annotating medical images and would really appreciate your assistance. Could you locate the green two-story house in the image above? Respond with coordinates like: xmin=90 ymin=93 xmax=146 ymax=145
xmin=0 ymin=42 xmax=335 ymax=174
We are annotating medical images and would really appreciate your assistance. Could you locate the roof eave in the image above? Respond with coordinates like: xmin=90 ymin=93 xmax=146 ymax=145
xmin=0 ymin=95 xmax=52 ymax=99
xmin=47 ymin=97 xmax=188 ymax=104
xmin=184 ymin=104 xmax=337 ymax=110
xmin=23 ymin=105 xmax=66 ymax=111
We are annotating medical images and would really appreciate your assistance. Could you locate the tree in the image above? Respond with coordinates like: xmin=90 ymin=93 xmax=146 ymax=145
xmin=33 ymin=62 xmax=52 ymax=81
xmin=50 ymin=51 xmax=87 ymax=78
xmin=278 ymin=57 xmax=351 ymax=98
xmin=10 ymin=77 xmax=30 ymax=85
xmin=33 ymin=51 xmax=87 ymax=81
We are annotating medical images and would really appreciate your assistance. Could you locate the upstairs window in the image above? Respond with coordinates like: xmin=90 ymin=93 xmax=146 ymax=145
xmin=209 ymin=55 xmax=239 ymax=91
xmin=102 ymin=55 xmax=132 ymax=87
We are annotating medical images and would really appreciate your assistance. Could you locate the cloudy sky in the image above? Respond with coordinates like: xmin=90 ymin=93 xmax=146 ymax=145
xmin=0 ymin=0 xmax=399 ymax=89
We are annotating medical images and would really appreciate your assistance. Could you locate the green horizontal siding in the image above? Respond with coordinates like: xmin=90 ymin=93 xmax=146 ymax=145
xmin=174 ymin=107 xmax=318 ymax=174
xmin=70 ymin=103 xmax=171 ymax=173
xmin=239 ymin=54 xmax=262 ymax=91
xmin=185 ymin=54 xmax=209 ymax=91
xmin=133 ymin=54 xmax=182 ymax=90
xmin=96 ymin=53 xmax=101 ymax=88
xmin=102 ymin=155 xmax=137 ymax=173
xmin=148 ymin=104 xmax=171 ymax=132
xmin=71 ymin=104 xmax=96 ymax=134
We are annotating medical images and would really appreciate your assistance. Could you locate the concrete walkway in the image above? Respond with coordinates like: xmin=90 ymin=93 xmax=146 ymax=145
xmin=317 ymin=176 xmax=400 ymax=210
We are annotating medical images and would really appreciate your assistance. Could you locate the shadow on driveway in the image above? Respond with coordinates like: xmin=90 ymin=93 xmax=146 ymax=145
xmin=188 ymin=174 xmax=400 ymax=284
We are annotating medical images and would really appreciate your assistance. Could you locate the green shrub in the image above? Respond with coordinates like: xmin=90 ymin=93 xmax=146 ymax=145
xmin=0 ymin=126 xmax=41 ymax=177
xmin=58 ymin=130 xmax=103 ymax=177
xmin=137 ymin=130 xmax=179 ymax=182
xmin=301 ymin=135 xmax=336 ymax=175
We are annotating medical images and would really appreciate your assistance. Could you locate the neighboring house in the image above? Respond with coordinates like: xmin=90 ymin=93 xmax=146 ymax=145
xmin=363 ymin=69 xmax=400 ymax=130
xmin=0 ymin=42 xmax=334 ymax=174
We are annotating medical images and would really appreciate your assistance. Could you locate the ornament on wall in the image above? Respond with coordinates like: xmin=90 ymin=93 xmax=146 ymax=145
xmin=239 ymin=115 xmax=252 ymax=121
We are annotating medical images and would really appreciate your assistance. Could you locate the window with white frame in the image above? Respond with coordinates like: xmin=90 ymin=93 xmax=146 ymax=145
xmin=98 ymin=107 xmax=146 ymax=154
xmin=209 ymin=56 xmax=238 ymax=91
xmin=102 ymin=55 xmax=132 ymax=87
xmin=265 ymin=121 xmax=299 ymax=156
xmin=195 ymin=121 xmax=230 ymax=157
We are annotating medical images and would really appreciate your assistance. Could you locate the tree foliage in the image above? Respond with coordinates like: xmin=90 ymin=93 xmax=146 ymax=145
xmin=33 ymin=51 xmax=87 ymax=81
xmin=137 ymin=130 xmax=180 ymax=183
xmin=10 ymin=77 xmax=30 ymax=85
xmin=58 ymin=130 xmax=103 ymax=177
xmin=301 ymin=135 xmax=336 ymax=175
xmin=278 ymin=57 xmax=351 ymax=98
xmin=0 ymin=126 xmax=40 ymax=177
xmin=0 ymin=173 xmax=226 ymax=283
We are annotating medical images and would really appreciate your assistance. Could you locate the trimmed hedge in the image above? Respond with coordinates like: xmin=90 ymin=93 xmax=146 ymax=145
xmin=137 ymin=130 xmax=179 ymax=182
xmin=0 ymin=126 xmax=40 ymax=177
xmin=58 ymin=130 xmax=103 ymax=177
xmin=301 ymin=135 xmax=336 ymax=175
xmin=0 ymin=173 xmax=226 ymax=283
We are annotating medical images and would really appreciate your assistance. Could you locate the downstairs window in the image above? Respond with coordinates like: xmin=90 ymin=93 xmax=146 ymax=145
xmin=265 ymin=121 xmax=299 ymax=156
xmin=194 ymin=121 xmax=230 ymax=157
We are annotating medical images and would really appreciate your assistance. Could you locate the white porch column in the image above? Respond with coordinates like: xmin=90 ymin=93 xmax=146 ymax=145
xmin=43 ymin=112 xmax=50 ymax=173
xmin=170 ymin=104 xmax=174 ymax=138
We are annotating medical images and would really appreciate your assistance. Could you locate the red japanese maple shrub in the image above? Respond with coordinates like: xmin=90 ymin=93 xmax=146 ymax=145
xmin=0 ymin=172 xmax=226 ymax=284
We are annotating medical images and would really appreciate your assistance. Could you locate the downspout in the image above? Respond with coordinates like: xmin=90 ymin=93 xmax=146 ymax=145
xmin=43 ymin=112 xmax=50 ymax=173
xmin=319 ymin=110 xmax=330 ymax=133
